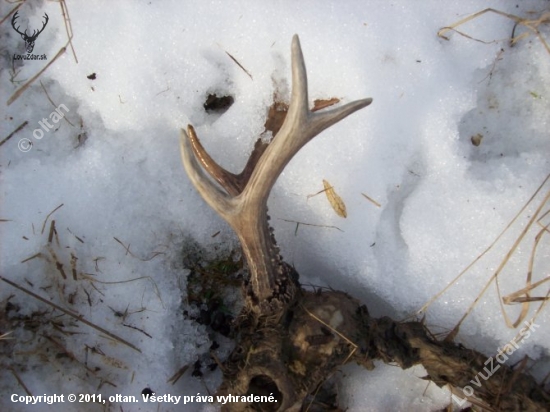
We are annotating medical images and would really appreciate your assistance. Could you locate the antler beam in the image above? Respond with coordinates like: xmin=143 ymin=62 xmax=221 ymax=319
xmin=180 ymin=34 xmax=372 ymax=308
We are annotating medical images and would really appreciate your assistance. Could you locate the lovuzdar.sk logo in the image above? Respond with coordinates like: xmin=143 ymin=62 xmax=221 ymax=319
xmin=11 ymin=11 xmax=49 ymax=59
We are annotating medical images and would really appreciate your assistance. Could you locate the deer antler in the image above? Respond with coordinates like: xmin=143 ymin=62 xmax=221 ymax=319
xmin=178 ymin=36 xmax=550 ymax=412
xmin=180 ymin=35 xmax=372 ymax=313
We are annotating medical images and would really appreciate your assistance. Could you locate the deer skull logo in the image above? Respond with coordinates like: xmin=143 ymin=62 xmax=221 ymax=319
xmin=11 ymin=11 xmax=49 ymax=54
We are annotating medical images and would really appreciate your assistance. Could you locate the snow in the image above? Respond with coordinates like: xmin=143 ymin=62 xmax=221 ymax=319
xmin=1 ymin=1 xmax=549 ymax=411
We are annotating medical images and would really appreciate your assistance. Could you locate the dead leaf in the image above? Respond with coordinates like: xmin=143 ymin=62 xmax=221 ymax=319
xmin=264 ymin=101 xmax=288 ymax=137
xmin=323 ymin=180 xmax=347 ymax=218
xmin=312 ymin=97 xmax=340 ymax=112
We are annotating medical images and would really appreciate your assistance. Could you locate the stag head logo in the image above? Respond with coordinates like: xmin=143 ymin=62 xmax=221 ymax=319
xmin=11 ymin=11 xmax=49 ymax=54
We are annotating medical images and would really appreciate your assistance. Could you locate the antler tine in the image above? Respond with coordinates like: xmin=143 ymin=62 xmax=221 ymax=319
xmin=185 ymin=125 xmax=243 ymax=196
xmin=185 ymin=124 xmax=270 ymax=196
xmin=239 ymin=35 xmax=372 ymax=211
xmin=180 ymin=127 xmax=233 ymax=217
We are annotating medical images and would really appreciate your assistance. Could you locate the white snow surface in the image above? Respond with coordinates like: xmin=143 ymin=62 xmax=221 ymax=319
xmin=1 ymin=1 xmax=549 ymax=411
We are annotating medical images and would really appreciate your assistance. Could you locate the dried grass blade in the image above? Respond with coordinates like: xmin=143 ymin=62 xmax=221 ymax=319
xmin=361 ymin=192 xmax=381 ymax=207
xmin=494 ymin=189 xmax=550 ymax=328
xmin=502 ymin=274 xmax=549 ymax=305
xmin=225 ymin=51 xmax=253 ymax=80
xmin=0 ymin=121 xmax=28 ymax=147
xmin=9 ymin=367 xmax=32 ymax=396
xmin=419 ymin=173 xmax=550 ymax=340
xmin=0 ymin=275 xmax=141 ymax=353
xmin=438 ymin=8 xmax=522 ymax=40
xmin=7 ymin=46 xmax=68 ymax=106
xmin=41 ymin=203 xmax=64 ymax=234
xmin=167 ymin=364 xmax=190 ymax=385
